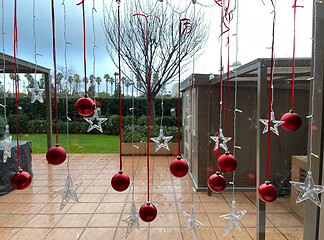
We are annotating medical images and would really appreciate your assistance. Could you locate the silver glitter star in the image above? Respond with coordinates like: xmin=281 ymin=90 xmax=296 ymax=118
xmin=219 ymin=200 xmax=247 ymax=236
xmin=260 ymin=111 xmax=284 ymax=136
xmin=54 ymin=173 xmax=83 ymax=211
xmin=150 ymin=128 xmax=173 ymax=152
xmin=210 ymin=128 xmax=231 ymax=151
xmin=27 ymin=80 xmax=45 ymax=104
xmin=122 ymin=200 xmax=140 ymax=238
xmin=183 ymin=204 xmax=204 ymax=239
xmin=2 ymin=125 xmax=12 ymax=163
xmin=83 ymin=108 xmax=108 ymax=133
xmin=290 ymin=170 xmax=324 ymax=208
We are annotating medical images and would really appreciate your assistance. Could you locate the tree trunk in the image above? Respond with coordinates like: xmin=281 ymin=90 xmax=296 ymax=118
xmin=149 ymin=96 xmax=155 ymax=125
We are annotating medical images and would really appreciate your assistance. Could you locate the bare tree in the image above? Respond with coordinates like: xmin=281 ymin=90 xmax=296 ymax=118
xmin=103 ymin=2 xmax=208 ymax=123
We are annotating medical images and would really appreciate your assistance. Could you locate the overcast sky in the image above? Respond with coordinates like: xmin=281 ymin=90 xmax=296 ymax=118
xmin=0 ymin=0 xmax=313 ymax=93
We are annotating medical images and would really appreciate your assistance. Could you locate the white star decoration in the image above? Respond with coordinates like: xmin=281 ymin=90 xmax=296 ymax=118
xmin=27 ymin=80 xmax=45 ymax=104
xmin=219 ymin=200 xmax=247 ymax=236
xmin=54 ymin=173 xmax=83 ymax=211
xmin=122 ymin=200 xmax=140 ymax=238
xmin=290 ymin=170 xmax=324 ymax=208
xmin=210 ymin=128 xmax=231 ymax=151
xmin=183 ymin=204 xmax=204 ymax=239
xmin=83 ymin=108 xmax=108 ymax=133
xmin=2 ymin=125 xmax=12 ymax=163
xmin=150 ymin=128 xmax=173 ymax=152
xmin=259 ymin=111 xmax=284 ymax=136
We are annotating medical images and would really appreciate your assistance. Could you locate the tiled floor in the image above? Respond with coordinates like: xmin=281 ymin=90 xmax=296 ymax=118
xmin=0 ymin=154 xmax=304 ymax=239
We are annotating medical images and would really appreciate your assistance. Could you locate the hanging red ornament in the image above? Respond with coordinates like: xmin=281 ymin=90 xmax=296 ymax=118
xmin=208 ymin=172 xmax=227 ymax=193
xmin=217 ymin=152 xmax=237 ymax=173
xmin=46 ymin=145 xmax=67 ymax=165
xmin=11 ymin=170 xmax=32 ymax=190
xmin=258 ymin=181 xmax=278 ymax=202
xmin=280 ymin=110 xmax=302 ymax=131
xmin=139 ymin=202 xmax=157 ymax=222
xmin=75 ymin=95 xmax=95 ymax=116
xmin=242 ymin=169 xmax=256 ymax=186
xmin=111 ymin=171 xmax=130 ymax=192
xmin=170 ymin=156 xmax=189 ymax=178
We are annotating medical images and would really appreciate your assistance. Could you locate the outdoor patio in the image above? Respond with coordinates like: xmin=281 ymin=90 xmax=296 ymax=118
xmin=0 ymin=154 xmax=303 ymax=239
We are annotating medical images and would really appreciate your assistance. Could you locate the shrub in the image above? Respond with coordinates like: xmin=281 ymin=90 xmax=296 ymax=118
xmin=104 ymin=115 xmax=120 ymax=135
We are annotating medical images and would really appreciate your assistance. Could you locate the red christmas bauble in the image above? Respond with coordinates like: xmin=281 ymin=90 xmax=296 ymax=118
xmin=139 ymin=202 xmax=157 ymax=222
xmin=281 ymin=111 xmax=302 ymax=131
xmin=242 ymin=169 xmax=256 ymax=186
xmin=11 ymin=170 xmax=32 ymax=190
xmin=258 ymin=182 xmax=278 ymax=202
xmin=208 ymin=172 xmax=227 ymax=193
xmin=75 ymin=96 xmax=95 ymax=116
xmin=111 ymin=171 xmax=130 ymax=192
xmin=46 ymin=145 xmax=67 ymax=165
xmin=217 ymin=152 xmax=237 ymax=173
xmin=170 ymin=156 xmax=189 ymax=178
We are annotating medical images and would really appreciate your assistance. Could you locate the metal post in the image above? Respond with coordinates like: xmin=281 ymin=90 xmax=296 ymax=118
xmin=306 ymin=2 xmax=324 ymax=240
xmin=45 ymin=72 xmax=52 ymax=150
xmin=256 ymin=60 xmax=267 ymax=240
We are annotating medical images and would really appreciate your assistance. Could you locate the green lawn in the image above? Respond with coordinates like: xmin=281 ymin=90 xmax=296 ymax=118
xmin=12 ymin=134 xmax=119 ymax=154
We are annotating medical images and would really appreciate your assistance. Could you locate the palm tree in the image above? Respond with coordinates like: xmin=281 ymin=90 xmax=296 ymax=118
xmin=96 ymin=77 xmax=102 ymax=94
xmin=125 ymin=79 xmax=132 ymax=97
xmin=56 ymin=72 xmax=63 ymax=94
xmin=68 ymin=76 xmax=73 ymax=95
xmin=121 ymin=76 xmax=126 ymax=96
xmin=109 ymin=76 xmax=114 ymax=96
xmin=24 ymin=73 xmax=34 ymax=88
xmin=73 ymin=73 xmax=81 ymax=95
xmin=104 ymin=74 xmax=110 ymax=94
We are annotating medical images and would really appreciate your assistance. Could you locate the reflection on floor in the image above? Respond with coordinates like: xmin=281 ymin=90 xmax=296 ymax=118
xmin=0 ymin=154 xmax=303 ymax=239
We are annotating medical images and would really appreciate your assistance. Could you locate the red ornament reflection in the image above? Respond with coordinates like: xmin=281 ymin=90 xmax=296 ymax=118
xmin=242 ymin=169 xmax=256 ymax=186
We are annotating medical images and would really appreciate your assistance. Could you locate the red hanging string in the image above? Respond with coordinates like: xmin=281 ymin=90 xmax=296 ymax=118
xmin=117 ymin=2 xmax=123 ymax=171
xmin=267 ymin=2 xmax=276 ymax=181
xmin=217 ymin=6 xmax=224 ymax=164
xmin=77 ymin=0 xmax=87 ymax=95
xmin=13 ymin=0 xmax=20 ymax=169
xmin=178 ymin=20 xmax=181 ymax=157
xmin=290 ymin=1 xmax=303 ymax=110
xmin=51 ymin=0 xmax=59 ymax=145
xmin=133 ymin=13 xmax=160 ymax=202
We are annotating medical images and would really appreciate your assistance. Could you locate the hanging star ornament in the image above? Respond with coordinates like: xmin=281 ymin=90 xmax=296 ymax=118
xmin=259 ymin=111 xmax=284 ymax=136
xmin=122 ymin=200 xmax=140 ymax=238
xmin=219 ymin=200 xmax=247 ymax=236
xmin=290 ymin=170 xmax=324 ymax=208
xmin=210 ymin=128 xmax=231 ymax=151
xmin=54 ymin=173 xmax=83 ymax=211
xmin=150 ymin=128 xmax=173 ymax=152
xmin=182 ymin=204 xmax=204 ymax=239
xmin=2 ymin=125 xmax=12 ymax=163
xmin=83 ymin=108 xmax=108 ymax=133
xmin=27 ymin=80 xmax=45 ymax=104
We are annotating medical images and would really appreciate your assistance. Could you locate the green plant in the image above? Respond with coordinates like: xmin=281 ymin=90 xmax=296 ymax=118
xmin=105 ymin=115 xmax=120 ymax=135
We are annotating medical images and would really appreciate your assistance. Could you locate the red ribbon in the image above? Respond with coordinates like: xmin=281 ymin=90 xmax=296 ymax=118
xmin=133 ymin=13 xmax=160 ymax=203
xmin=77 ymin=0 xmax=87 ymax=95
xmin=51 ymin=0 xmax=59 ymax=145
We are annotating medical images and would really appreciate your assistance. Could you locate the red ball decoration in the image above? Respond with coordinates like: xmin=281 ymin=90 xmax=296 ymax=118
xmin=46 ymin=145 xmax=67 ymax=165
xmin=139 ymin=202 xmax=157 ymax=222
xmin=217 ymin=152 xmax=237 ymax=173
xmin=258 ymin=181 xmax=278 ymax=202
xmin=242 ymin=169 xmax=256 ymax=186
xmin=75 ymin=95 xmax=95 ymax=116
xmin=208 ymin=172 xmax=227 ymax=193
xmin=111 ymin=171 xmax=130 ymax=192
xmin=11 ymin=170 xmax=32 ymax=190
xmin=170 ymin=156 xmax=189 ymax=178
xmin=280 ymin=111 xmax=302 ymax=131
